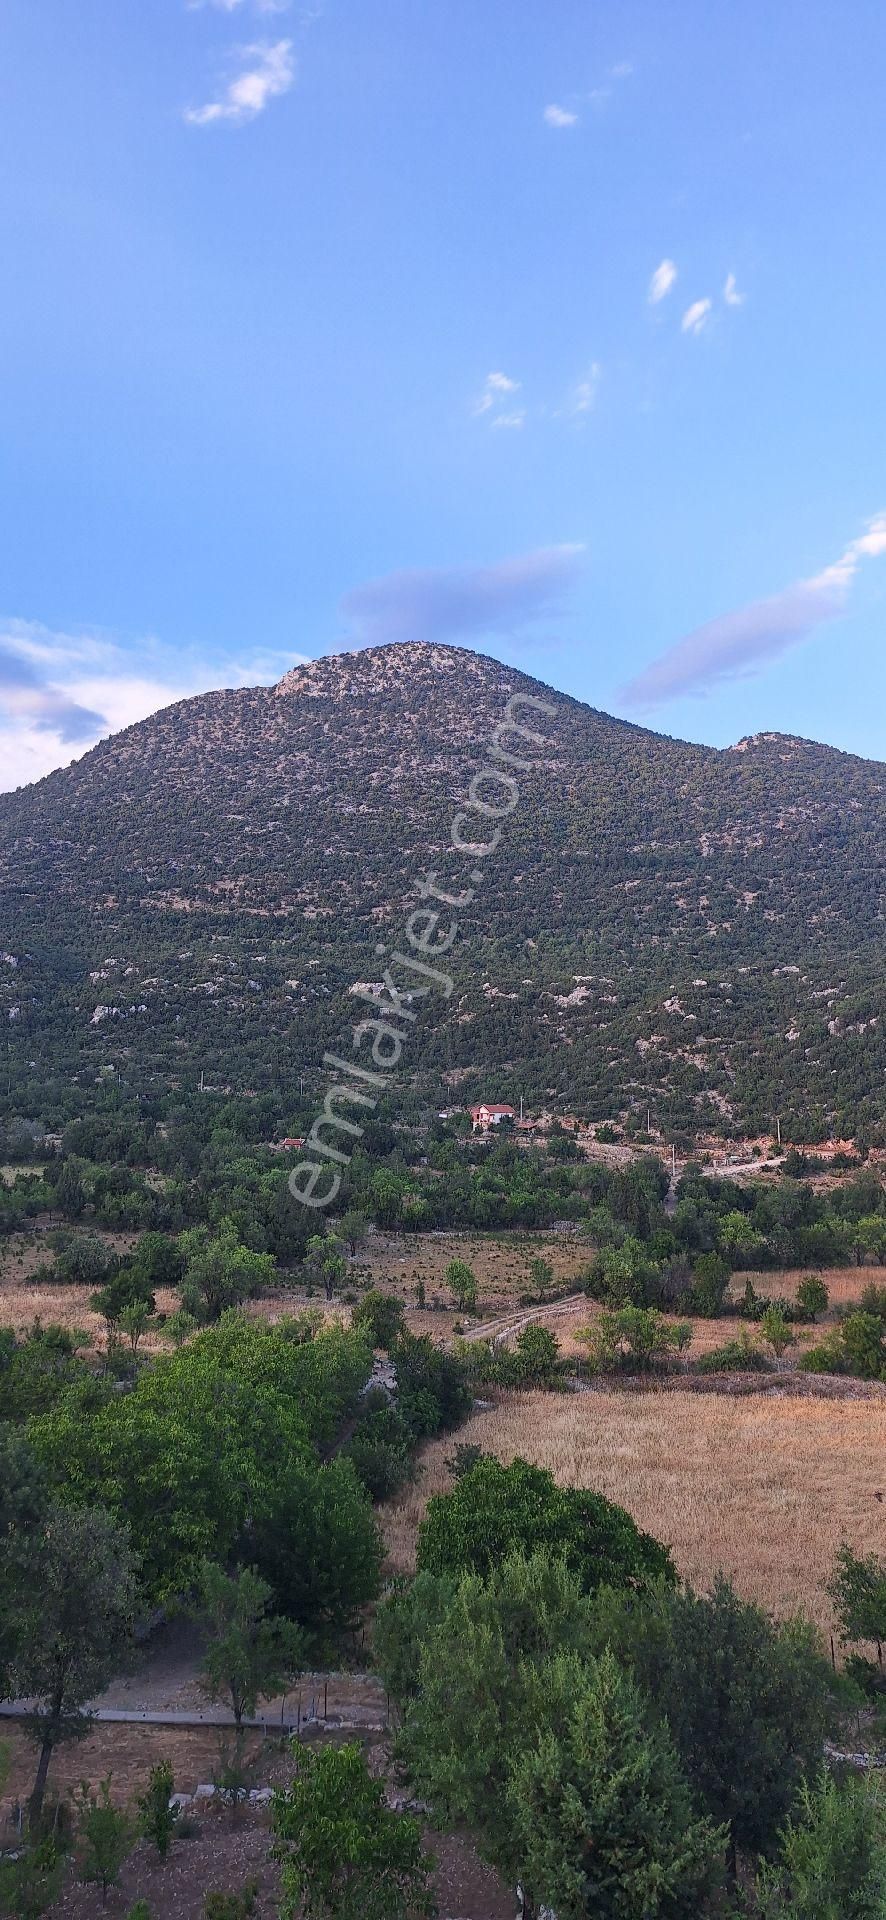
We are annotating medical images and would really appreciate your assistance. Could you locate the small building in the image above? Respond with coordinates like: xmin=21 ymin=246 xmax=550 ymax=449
xmin=470 ymin=1103 xmax=516 ymax=1133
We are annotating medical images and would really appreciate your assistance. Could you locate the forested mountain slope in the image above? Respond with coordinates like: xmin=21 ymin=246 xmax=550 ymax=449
xmin=3 ymin=641 xmax=886 ymax=1139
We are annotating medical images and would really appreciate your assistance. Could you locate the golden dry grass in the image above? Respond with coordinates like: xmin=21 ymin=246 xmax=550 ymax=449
xmin=359 ymin=1229 xmax=591 ymax=1306
xmin=382 ymin=1389 xmax=886 ymax=1641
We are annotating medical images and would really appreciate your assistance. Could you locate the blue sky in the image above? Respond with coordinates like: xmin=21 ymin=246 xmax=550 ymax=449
xmin=3 ymin=0 xmax=886 ymax=788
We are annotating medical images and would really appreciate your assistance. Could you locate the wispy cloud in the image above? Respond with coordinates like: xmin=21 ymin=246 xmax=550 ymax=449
xmin=648 ymin=259 xmax=677 ymax=305
xmin=473 ymin=370 xmax=523 ymax=427
xmin=571 ymin=363 xmax=602 ymax=417
xmin=544 ymin=103 xmax=579 ymax=128
xmin=184 ymin=38 xmax=295 ymax=126
xmin=619 ymin=513 xmax=886 ymax=709
xmin=723 ymin=271 xmax=745 ymax=307
xmin=682 ymin=296 xmax=712 ymax=335
xmin=0 ymin=620 xmax=310 ymax=792
xmin=340 ymin=544 xmax=586 ymax=651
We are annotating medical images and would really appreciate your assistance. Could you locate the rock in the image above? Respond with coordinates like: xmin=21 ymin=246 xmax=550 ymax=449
xmin=169 ymin=1793 xmax=193 ymax=1811
xmin=194 ymin=1784 xmax=216 ymax=1801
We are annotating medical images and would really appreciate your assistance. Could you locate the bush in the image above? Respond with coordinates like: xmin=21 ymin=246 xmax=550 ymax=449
xmin=350 ymin=1290 xmax=405 ymax=1351
xmin=137 ymin=1760 xmax=178 ymax=1857
xmin=694 ymin=1331 xmax=770 ymax=1374
xmin=514 ymin=1321 xmax=560 ymax=1384
xmin=687 ymin=1252 xmax=730 ymax=1318
xmin=796 ymin=1275 xmax=829 ymax=1322
xmin=417 ymin=1454 xmax=674 ymax=1594
xmin=578 ymin=1306 xmax=689 ymax=1374
xmin=203 ymin=1885 xmax=259 ymax=1920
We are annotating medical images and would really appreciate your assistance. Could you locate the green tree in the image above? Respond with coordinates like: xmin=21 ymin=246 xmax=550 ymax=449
xmin=196 ymin=1562 xmax=306 ymax=1727
xmin=796 ymin=1275 xmax=829 ymax=1322
xmin=179 ymin=1222 xmax=274 ymax=1322
xmin=761 ymin=1304 xmax=796 ymax=1360
xmin=755 ymin=1770 xmax=886 ymax=1919
xmin=12 ymin=1504 xmax=137 ymax=1823
xmin=527 ymin=1255 xmax=554 ymax=1296
xmin=417 ymin=1455 xmax=674 ymax=1594
xmin=0 ymin=1429 xmax=46 ymax=1694
xmin=305 ymin=1233 xmax=347 ymax=1302
xmin=688 ymin=1252 xmax=730 ymax=1318
xmin=338 ymin=1211 xmax=368 ymax=1256
xmin=829 ymin=1543 xmax=886 ymax=1668
xmin=617 ymin=1577 xmax=834 ymax=1867
xmin=73 ymin=1776 xmax=134 ymax=1905
xmin=444 ymin=1259 xmax=477 ymax=1314
xmin=272 ymin=1742 xmax=436 ymax=1920
xmin=137 ymin=1760 xmax=179 ymax=1857
xmin=515 ymin=1321 xmax=559 ymax=1384
xmin=0 ymin=1835 xmax=65 ymax=1917
xmin=351 ymin=1289 xmax=405 ymax=1351
xmin=509 ymin=1648 xmax=726 ymax=1920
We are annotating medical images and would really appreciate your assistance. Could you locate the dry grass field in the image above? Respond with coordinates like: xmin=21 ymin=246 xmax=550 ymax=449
xmin=358 ymin=1228 xmax=591 ymax=1307
xmin=382 ymin=1389 xmax=886 ymax=1642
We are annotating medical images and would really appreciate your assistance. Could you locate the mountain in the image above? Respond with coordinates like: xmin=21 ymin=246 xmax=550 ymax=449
xmin=3 ymin=641 xmax=886 ymax=1141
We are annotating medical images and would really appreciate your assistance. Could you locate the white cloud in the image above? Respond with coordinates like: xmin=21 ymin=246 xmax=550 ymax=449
xmin=619 ymin=511 xmax=886 ymax=708
xmin=0 ymin=619 xmax=310 ymax=792
xmin=474 ymin=371 xmax=522 ymax=422
xmin=571 ymin=363 xmax=602 ymax=416
xmin=184 ymin=38 xmax=295 ymax=126
xmin=490 ymin=411 xmax=526 ymax=431
xmin=723 ymin=271 xmax=745 ymax=307
xmin=682 ymin=297 xmax=712 ymax=335
xmin=544 ymin=104 xmax=579 ymax=128
xmin=648 ymin=259 xmax=677 ymax=304
xmin=611 ymin=61 xmax=633 ymax=77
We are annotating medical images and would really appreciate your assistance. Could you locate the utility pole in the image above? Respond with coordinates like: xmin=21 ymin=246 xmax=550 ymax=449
xmin=671 ymin=1142 xmax=677 ymax=1180
xmin=519 ymin=1093 xmax=524 ymax=1122
xmin=776 ymin=1115 xmax=782 ymax=1147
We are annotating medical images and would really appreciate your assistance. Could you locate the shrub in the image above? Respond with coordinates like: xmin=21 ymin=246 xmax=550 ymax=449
xmin=796 ymin=1275 xmax=829 ymax=1322
xmin=688 ymin=1252 xmax=730 ymax=1318
xmin=350 ymin=1290 xmax=405 ymax=1352
xmin=514 ymin=1321 xmax=560 ymax=1384
xmin=578 ymin=1306 xmax=689 ymax=1374
xmin=137 ymin=1760 xmax=178 ymax=1857
xmin=694 ymin=1331 xmax=770 ymax=1374
xmin=73 ymin=1777 xmax=134 ymax=1905
xmin=417 ymin=1454 xmax=674 ymax=1594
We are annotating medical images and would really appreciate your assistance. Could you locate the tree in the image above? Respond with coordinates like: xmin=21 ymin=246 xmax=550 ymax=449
xmin=272 ymin=1742 xmax=436 ymax=1920
xmin=179 ymin=1221 xmax=274 ymax=1322
xmin=252 ymin=1454 xmax=383 ymax=1639
xmin=196 ymin=1562 xmax=306 ymax=1728
xmin=527 ymin=1255 xmax=553 ymax=1296
xmin=515 ymin=1321 xmax=559 ymax=1384
xmin=509 ymin=1649 xmax=726 ymax=1920
xmin=137 ymin=1760 xmax=179 ymax=1857
xmin=761 ymin=1304 xmax=796 ymax=1359
xmin=688 ymin=1252 xmax=730 ymax=1318
xmin=617 ymin=1577 xmax=834 ymax=1866
xmin=796 ymin=1275 xmax=829 ymax=1322
xmin=351 ymin=1289 xmax=405 ymax=1351
xmin=0 ymin=1429 xmax=46 ymax=1695
xmin=0 ymin=1834 xmax=65 ymax=1916
xmin=90 ymin=1267 xmax=155 ymax=1348
xmin=445 ymin=1259 xmax=477 ymax=1314
xmin=829 ymin=1543 xmax=886 ymax=1668
xmin=579 ymin=1307 xmax=689 ymax=1374
xmin=305 ymin=1233 xmax=347 ymax=1302
xmin=11 ymin=1504 xmax=137 ymax=1823
xmin=755 ymin=1770 xmax=886 ymax=1919
xmin=74 ymin=1776 xmax=134 ymax=1905
xmin=338 ymin=1211 xmax=368 ymax=1256
xmin=417 ymin=1455 xmax=674 ymax=1594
